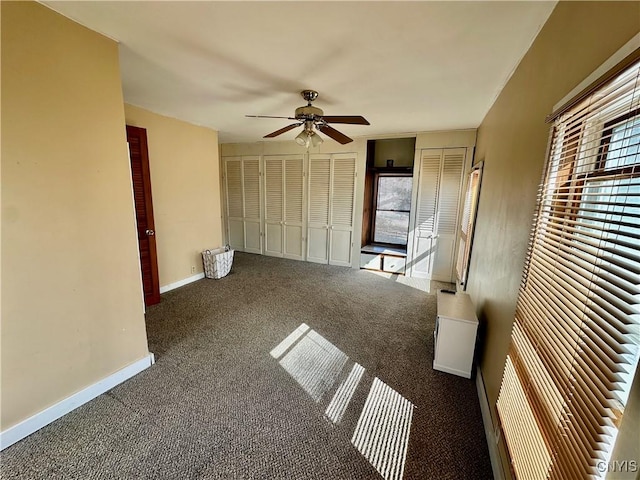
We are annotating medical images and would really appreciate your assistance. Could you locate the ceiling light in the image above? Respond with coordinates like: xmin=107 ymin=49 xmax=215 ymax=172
xmin=295 ymin=130 xmax=310 ymax=147
xmin=310 ymin=131 xmax=324 ymax=147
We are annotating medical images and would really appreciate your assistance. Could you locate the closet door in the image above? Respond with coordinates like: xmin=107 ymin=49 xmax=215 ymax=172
xmin=409 ymin=150 xmax=441 ymax=278
xmin=225 ymin=157 xmax=245 ymax=250
xmin=242 ymin=157 xmax=262 ymax=254
xmin=307 ymin=154 xmax=331 ymax=264
xmin=264 ymin=156 xmax=284 ymax=257
xmin=283 ymin=156 xmax=305 ymax=260
xmin=224 ymin=156 xmax=262 ymax=254
xmin=408 ymin=148 xmax=465 ymax=280
xmin=329 ymin=154 xmax=356 ymax=266
xmin=431 ymin=149 xmax=465 ymax=281
xmin=263 ymin=154 xmax=305 ymax=260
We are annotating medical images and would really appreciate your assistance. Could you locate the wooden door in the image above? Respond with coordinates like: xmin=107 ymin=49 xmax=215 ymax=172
xmin=126 ymin=125 xmax=160 ymax=306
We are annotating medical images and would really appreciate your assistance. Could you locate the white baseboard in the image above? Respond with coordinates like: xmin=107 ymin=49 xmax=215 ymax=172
xmin=476 ymin=366 xmax=505 ymax=480
xmin=433 ymin=363 xmax=472 ymax=379
xmin=159 ymin=272 xmax=204 ymax=294
xmin=0 ymin=353 xmax=155 ymax=450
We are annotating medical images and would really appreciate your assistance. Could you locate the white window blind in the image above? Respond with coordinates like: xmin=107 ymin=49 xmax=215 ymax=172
xmin=497 ymin=57 xmax=640 ymax=479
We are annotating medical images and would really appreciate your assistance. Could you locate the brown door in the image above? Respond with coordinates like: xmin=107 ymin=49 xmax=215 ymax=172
xmin=126 ymin=125 xmax=160 ymax=306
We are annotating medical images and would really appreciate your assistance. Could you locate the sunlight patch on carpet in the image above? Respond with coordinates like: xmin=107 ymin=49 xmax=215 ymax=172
xmin=351 ymin=377 xmax=414 ymax=480
xmin=325 ymin=362 xmax=365 ymax=424
xmin=278 ymin=329 xmax=348 ymax=402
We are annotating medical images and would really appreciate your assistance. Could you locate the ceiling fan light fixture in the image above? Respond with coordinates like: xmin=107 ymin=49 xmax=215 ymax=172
xmin=295 ymin=130 xmax=310 ymax=147
xmin=248 ymin=90 xmax=368 ymax=145
xmin=310 ymin=131 xmax=323 ymax=147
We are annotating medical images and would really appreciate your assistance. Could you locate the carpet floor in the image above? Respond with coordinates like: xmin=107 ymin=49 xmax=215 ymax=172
xmin=1 ymin=253 xmax=493 ymax=479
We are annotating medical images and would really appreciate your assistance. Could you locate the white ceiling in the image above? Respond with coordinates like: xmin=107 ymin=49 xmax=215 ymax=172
xmin=44 ymin=1 xmax=556 ymax=144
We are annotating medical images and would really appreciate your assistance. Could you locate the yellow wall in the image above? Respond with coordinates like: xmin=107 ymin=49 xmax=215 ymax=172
xmin=124 ymin=105 xmax=222 ymax=287
xmin=1 ymin=2 xmax=150 ymax=429
xmin=466 ymin=1 xmax=639 ymax=476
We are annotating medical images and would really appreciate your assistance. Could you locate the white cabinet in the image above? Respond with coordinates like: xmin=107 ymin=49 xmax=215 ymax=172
xmin=433 ymin=290 xmax=478 ymax=379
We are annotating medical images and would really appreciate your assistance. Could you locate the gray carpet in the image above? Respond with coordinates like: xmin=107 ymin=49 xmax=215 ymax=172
xmin=0 ymin=253 xmax=493 ymax=479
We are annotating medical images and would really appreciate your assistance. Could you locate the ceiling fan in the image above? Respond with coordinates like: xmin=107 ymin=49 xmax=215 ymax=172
xmin=246 ymin=90 xmax=370 ymax=146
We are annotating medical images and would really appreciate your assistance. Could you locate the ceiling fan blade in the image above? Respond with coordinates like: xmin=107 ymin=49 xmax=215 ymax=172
xmin=318 ymin=124 xmax=353 ymax=144
xmin=263 ymin=123 xmax=301 ymax=138
xmin=321 ymin=116 xmax=370 ymax=125
xmin=246 ymin=115 xmax=297 ymax=120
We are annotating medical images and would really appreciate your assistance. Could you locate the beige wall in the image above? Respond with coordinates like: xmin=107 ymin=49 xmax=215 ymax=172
xmin=1 ymin=2 xmax=150 ymax=429
xmin=124 ymin=105 xmax=222 ymax=287
xmin=466 ymin=1 xmax=639 ymax=477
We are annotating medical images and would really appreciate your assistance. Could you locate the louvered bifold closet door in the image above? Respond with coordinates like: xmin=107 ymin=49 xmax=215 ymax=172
xmin=329 ymin=154 xmax=357 ymax=266
xmin=263 ymin=154 xmax=305 ymax=259
xmin=224 ymin=157 xmax=245 ymax=250
xmin=284 ymin=156 xmax=305 ymax=260
xmin=409 ymin=150 xmax=442 ymax=278
xmin=497 ymin=58 xmax=640 ymax=479
xmin=224 ymin=156 xmax=262 ymax=253
xmin=242 ymin=156 xmax=262 ymax=254
xmin=307 ymin=154 xmax=332 ymax=263
xmin=432 ymin=148 xmax=465 ymax=281
xmin=264 ymin=156 xmax=284 ymax=257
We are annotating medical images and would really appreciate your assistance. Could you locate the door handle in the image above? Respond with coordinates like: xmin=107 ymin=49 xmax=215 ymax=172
xmin=145 ymin=229 xmax=155 ymax=236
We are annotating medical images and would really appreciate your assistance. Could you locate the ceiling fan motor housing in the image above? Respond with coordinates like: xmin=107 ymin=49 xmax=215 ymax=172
xmin=295 ymin=105 xmax=324 ymax=121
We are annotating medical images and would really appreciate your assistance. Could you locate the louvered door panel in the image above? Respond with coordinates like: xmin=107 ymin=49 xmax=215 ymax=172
xmin=243 ymin=158 xmax=261 ymax=220
xmin=329 ymin=154 xmax=356 ymax=266
xmin=307 ymin=155 xmax=331 ymax=264
xmin=242 ymin=157 xmax=262 ymax=254
xmin=410 ymin=150 xmax=442 ymax=278
xmin=432 ymin=148 xmax=465 ymax=281
xmin=264 ymin=156 xmax=284 ymax=257
xmin=284 ymin=156 xmax=304 ymax=260
xmin=226 ymin=159 xmax=243 ymax=218
xmin=224 ymin=157 xmax=245 ymax=250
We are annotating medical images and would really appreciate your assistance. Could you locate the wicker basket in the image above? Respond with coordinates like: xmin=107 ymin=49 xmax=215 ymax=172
xmin=202 ymin=247 xmax=234 ymax=279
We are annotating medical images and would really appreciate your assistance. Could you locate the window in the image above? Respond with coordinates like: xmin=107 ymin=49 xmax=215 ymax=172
xmin=497 ymin=59 xmax=640 ymax=479
xmin=372 ymin=174 xmax=413 ymax=246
